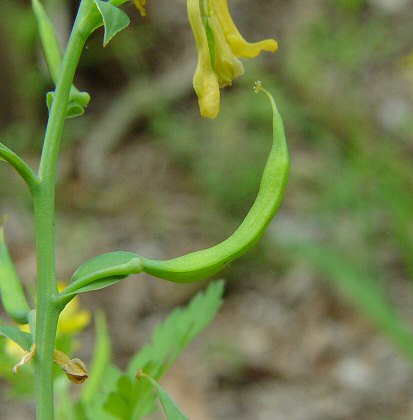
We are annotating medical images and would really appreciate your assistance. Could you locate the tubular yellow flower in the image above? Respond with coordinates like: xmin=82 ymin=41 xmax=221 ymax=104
xmin=187 ymin=0 xmax=278 ymax=118
xmin=133 ymin=0 xmax=147 ymax=16
xmin=206 ymin=11 xmax=244 ymax=87
xmin=188 ymin=0 xmax=221 ymax=118
xmin=213 ymin=0 xmax=278 ymax=58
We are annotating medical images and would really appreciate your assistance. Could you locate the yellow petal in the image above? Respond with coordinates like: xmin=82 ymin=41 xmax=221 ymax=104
xmin=188 ymin=0 xmax=220 ymax=118
xmin=133 ymin=0 xmax=147 ymax=16
xmin=194 ymin=59 xmax=220 ymax=118
xmin=212 ymin=0 xmax=278 ymax=58
xmin=206 ymin=13 xmax=244 ymax=87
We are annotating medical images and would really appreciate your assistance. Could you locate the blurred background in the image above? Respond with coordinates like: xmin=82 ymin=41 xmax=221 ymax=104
xmin=1 ymin=0 xmax=413 ymax=418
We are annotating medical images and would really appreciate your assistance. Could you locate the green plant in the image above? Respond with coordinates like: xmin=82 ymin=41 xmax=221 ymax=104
xmin=0 ymin=1 xmax=288 ymax=418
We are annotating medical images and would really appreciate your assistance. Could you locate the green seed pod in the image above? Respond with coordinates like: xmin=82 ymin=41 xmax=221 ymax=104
xmin=0 ymin=225 xmax=31 ymax=323
xmin=142 ymin=84 xmax=289 ymax=282
xmin=60 ymin=86 xmax=289 ymax=299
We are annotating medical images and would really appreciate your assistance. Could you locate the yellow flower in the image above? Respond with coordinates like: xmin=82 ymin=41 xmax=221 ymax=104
xmin=187 ymin=0 xmax=278 ymax=118
xmin=57 ymin=282 xmax=90 ymax=336
xmin=213 ymin=0 xmax=278 ymax=59
xmin=133 ymin=0 xmax=147 ymax=16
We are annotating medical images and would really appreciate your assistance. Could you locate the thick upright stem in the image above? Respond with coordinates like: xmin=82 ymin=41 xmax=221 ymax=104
xmin=33 ymin=1 xmax=97 ymax=418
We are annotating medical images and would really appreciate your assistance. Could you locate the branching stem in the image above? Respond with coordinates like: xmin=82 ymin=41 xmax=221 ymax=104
xmin=33 ymin=1 xmax=98 ymax=418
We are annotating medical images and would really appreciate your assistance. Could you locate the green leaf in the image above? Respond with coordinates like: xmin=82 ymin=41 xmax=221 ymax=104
xmin=32 ymin=0 xmax=91 ymax=118
xmin=0 ymin=325 xmax=32 ymax=351
xmin=61 ymin=252 xmax=142 ymax=298
xmin=55 ymin=376 xmax=78 ymax=420
xmin=75 ymin=365 xmax=122 ymax=420
xmin=93 ymin=0 xmax=130 ymax=47
xmin=81 ymin=311 xmax=111 ymax=403
xmin=68 ymin=277 xmax=126 ymax=295
xmin=137 ymin=372 xmax=188 ymax=420
xmin=104 ymin=375 xmax=136 ymax=419
xmin=31 ymin=0 xmax=63 ymax=83
xmin=129 ymin=280 xmax=224 ymax=375
xmin=0 ymin=225 xmax=31 ymax=323
xmin=105 ymin=280 xmax=224 ymax=419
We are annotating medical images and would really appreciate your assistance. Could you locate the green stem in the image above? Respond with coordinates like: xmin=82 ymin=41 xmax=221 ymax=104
xmin=33 ymin=1 xmax=98 ymax=418
xmin=0 ymin=143 xmax=39 ymax=193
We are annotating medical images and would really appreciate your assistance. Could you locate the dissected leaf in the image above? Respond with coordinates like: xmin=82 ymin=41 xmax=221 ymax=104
xmin=81 ymin=311 xmax=111 ymax=402
xmin=0 ymin=325 xmax=32 ymax=351
xmin=102 ymin=280 xmax=224 ymax=419
xmin=137 ymin=372 xmax=188 ymax=420
xmin=128 ymin=279 xmax=225 ymax=375
xmin=75 ymin=365 xmax=122 ymax=420
xmin=104 ymin=375 xmax=136 ymax=419
xmin=93 ymin=0 xmax=130 ymax=47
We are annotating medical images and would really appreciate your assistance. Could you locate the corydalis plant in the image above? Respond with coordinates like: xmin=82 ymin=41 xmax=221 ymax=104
xmin=0 ymin=1 xmax=288 ymax=419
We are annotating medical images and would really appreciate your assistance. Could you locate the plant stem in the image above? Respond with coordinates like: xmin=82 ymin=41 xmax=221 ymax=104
xmin=0 ymin=143 xmax=39 ymax=193
xmin=33 ymin=1 xmax=98 ymax=418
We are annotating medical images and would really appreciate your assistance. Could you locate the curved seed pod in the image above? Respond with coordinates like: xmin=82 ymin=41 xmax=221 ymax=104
xmin=0 ymin=224 xmax=31 ymax=323
xmin=141 ymin=84 xmax=289 ymax=282
xmin=59 ymin=86 xmax=288 ymax=300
